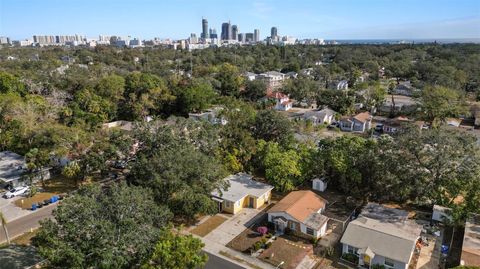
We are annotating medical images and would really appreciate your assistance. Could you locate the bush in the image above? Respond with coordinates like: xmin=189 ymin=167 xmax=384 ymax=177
xmin=310 ymin=237 xmax=319 ymax=246
xmin=257 ymin=226 xmax=268 ymax=235
xmin=265 ymin=233 xmax=273 ymax=238
xmin=265 ymin=242 xmax=272 ymax=249
xmin=260 ymin=238 xmax=267 ymax=244
xmin=325 ymin=246 xmax=335 ymax=258
xmin=252 ymin=241 xmax=263 ymax=251
xmin=284 ymin=227 xmax=292 ymax=235
xmin=341 ymin=253 xmax=358 ymax=264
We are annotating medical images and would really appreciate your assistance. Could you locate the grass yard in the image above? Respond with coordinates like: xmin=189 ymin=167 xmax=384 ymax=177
xmin=14 ymin=192 xmax=57 ymax=209
xmin=40 ymin=175 xmax=77 ymax=193
xmin=12 ymin=230 xmax=38 ymax=246
xmin=190 ymin=215 xmax=227 ymax=237
xmin=259 ymin=236 xmax=313 ymax=269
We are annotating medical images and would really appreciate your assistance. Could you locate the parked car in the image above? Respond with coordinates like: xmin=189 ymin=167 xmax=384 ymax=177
xmin=327 ymin=122 xmax=339 ymax=129
xmin=3 ymin=186 xmax=30 ymax=199
xmin=114 ymin=160 xmax=127 ymax=169
xmin=374 ymin=124 xmax=384 ymax=133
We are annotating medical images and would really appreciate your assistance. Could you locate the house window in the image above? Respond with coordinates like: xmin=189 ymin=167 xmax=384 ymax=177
xmin=290 ymin=222 xmax=296 ymax=230
xmin=306 ymin=227 xmax=314 ymax=236
xmin=347 ymin=245 xmax=358 ymax=255
xmin=384 ymin=258 xmax=395 ymax=268
xmin=225 ymin=201 xmax=231 ymax=208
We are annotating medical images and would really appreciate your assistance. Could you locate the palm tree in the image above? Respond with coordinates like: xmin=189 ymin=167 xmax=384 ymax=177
xmin=0 ymin=211 xmax=10 ymax=245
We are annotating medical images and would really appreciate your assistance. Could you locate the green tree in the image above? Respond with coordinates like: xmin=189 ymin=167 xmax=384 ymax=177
xmin=0 ymin=71 xmax=26 ymax=96
xmin=282 ymin=77 xmax=318 ymax=105
xmin=142 ymin=229 xmax=207 ymax=269
xmin=33 ymin=183 xmax=172 ymax=269
xmin=417 ymin=86 xmax=467 ymax=124
xmin=253 ymin=110 xmax=293 ymax=147
xmin=215 ymin=63 xmax=244 ymax=97
xmin=242 ymin=80 xmax=267 ymax=101
xmin=256 ymin=140 xmax=302 ymax=192
xmin=177 ymin=79 xmax=216 ymax=114
xmin=316 ymin=90 xmax=355 ymax=115
xmin=123 ymin=72 xmax=175 ymax=120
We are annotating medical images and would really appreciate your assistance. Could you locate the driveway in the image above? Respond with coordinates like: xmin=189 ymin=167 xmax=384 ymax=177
xmin=204 ymin=208 xmax=263 ymax=246
xmin=0 ymin=196 xmax=30 ymax=222
xmin=416 ymin=230 xmax=443 ymax=269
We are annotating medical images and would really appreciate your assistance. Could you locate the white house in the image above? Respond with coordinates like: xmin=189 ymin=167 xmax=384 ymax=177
xmin=243 ymin=71 xmax=257 ymax=81
xmin=336 ymin=80 xmax=349 ymax=90
xmin=257 ymin=71 xmax=286 ymax=90
xmin=303 ymin=108 xmax=336 ymax=125
xmin=188 ymin=107 xmax=227 ymax=125
xmin=267 ymin=92 xmax=293 ymax=111
xmin=432 ymin=205 xmax=452 ymax=223
xmin=340 ymin=203 xmax=422 ymax=269
xmin=339 ymin=112 xmax=372 ymax=132
xmin=268 ymin=190 xmax=329 ymax=239
xmin=0 ymin=151 xmax=51 ymax=188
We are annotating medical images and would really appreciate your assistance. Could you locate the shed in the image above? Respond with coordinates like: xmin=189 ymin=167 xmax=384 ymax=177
xmin=312 ymin=178 xmax=327 ymax=192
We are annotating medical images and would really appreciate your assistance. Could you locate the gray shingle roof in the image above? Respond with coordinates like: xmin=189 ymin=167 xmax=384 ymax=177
xmin=340 ymin=204 xmax=422 ymax=264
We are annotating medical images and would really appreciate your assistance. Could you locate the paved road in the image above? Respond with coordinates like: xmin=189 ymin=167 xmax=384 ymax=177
xmin=0 ymin=205 xmax=56 ymax=244
xmin=204 ymin=252 xmax=246 ymax=269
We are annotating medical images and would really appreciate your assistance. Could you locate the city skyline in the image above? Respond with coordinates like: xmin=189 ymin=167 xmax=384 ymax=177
xmin=1 ymin=0 xmax=479 ymax=40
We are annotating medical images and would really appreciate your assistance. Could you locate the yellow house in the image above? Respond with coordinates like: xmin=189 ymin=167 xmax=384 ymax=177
xmin=211 ymin=173 xmax=274 ymax=214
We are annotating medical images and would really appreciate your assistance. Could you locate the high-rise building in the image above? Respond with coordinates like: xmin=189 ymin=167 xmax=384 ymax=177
xmin=209 ymin=28 xmax=218 ymax=39
xmin=201 ymin=18 xmax=209 ymax=39
xmin=254 ymin=29 xmax=260 ymax=42
xmin=238 ymin=33 xmax=246 ymax=43
xmin=231 ymin=25 xmax=238 ymax=41
xmin=271 ymin=27 xmax=278 ymax=38
xmin=245 ymin=33 xmax=254 ymax=42
xmin=221 ymin=21 xmax=232 ymax=40
xmin=0 ymin=36 xmax=10 ymax=44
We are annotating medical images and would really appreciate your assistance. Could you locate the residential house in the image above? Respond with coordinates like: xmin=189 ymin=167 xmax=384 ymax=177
xmin=188 ymin=107 xmax=227 ymax=125
xmin=339 ymin=112 xmax=372 ymax=132
xmin=333 ymin=80 xmax=349 ymax=90
xmin=379 ymin=95 xmax=417 ymax=113
xmin=102 ymin=120 xmax=134 ymax=132
xmin=460 ymin=214 xmax=480 ymax=266
xmin=382 ymin=116 xmax=411 ymax=134
xmin=243 ymin=71 xmax=257 ymax=81
xmin=211 ymin=173 xmax=273 ymax=215
xmin=257 ymin=71 xmax=286 ymax=91
xmin=392 ymin=81 xmax=418 ymax=96
xmin=0 ymin=151 xmax=51 ymax=188
xmin=446 ymin=118 xmax=462 ymax=128
xmin=340 ymin=203 xmax=422 ymax=269
xmin=285 ymin=71 xmax=298 ymax=79
xmin=303 ymin=108 xmax=336 ymax=125
xmin=266 ymin=92 xmax=293 ymax=111
xmin=432 ymin=205 xmax=452 ymax=223
xmin=268 ymin=190 xmax=329 ymax=239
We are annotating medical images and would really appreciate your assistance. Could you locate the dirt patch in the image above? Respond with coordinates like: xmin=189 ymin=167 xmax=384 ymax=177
xmin=14 ymin=193 xmax=57 ymax=209
xmin=40 ymin=175 xmax=77 ymax=194
xmin=259 ymin=235 xmax=313 ymax=269
xmin=191 ymin=215 xmax=227 ymax=237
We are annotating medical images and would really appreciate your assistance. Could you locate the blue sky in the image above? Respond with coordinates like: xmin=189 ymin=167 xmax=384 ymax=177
xmin=1 ymin=0 xmax=479 ymax=40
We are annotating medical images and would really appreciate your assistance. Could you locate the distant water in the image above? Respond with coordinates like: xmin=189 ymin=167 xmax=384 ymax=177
xmin=324 ymin=38 xmax=480 ymax=44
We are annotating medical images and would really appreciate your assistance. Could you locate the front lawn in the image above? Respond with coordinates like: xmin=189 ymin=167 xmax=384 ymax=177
xmin=190 ymin=215 xmax=227 ymax=237
xmin=226 ymin=213 xmax=271 ymax=253
xmin=259 ymin=235 xmax=313 ymax=269
xmin=14 ymin=192 xmax=58 ymax=209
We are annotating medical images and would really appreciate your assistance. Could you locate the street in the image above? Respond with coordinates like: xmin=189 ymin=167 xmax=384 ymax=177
xmin=0 ymin=205 xmax=56 ymax=244
xmin=203 ymin=252 xmax=246 ymax=269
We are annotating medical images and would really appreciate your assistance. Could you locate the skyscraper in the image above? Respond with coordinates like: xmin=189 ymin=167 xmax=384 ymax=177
xmin=209 ymin=28 xmax=218 ymax=39
xmin=201 ymin=18 xmax=209 ymax=39
xmin=254 ymin=29 xmax=260 ymax=42
xmin=221 ymin=21 xmax=232 ymax=40
xmin=271 ymin=27 xmax=278 ymax=38
xmin=231 ymin=25 xmax=238 ymax=41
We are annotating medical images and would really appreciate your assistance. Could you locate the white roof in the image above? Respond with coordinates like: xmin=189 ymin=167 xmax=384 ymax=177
xmin=341 ymin=204 xmax=422 ymax=264
xmin=211 ymin=173 xmax=274 ymax=202
xmin=0 ymin=151 xmax=26 ymax=183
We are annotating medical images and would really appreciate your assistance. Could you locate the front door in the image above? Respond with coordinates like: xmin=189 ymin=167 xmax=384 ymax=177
xmin=249 ymin=197 xmax=255 ymax=208
xmin=274 ymin=221 xmax=285 ymax=233
xmin=218 ymin=201 xmax=223 ymax=212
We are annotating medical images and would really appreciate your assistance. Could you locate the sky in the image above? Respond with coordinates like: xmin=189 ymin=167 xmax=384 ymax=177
xmin=1 ymin=0 xmax=479 ymax=40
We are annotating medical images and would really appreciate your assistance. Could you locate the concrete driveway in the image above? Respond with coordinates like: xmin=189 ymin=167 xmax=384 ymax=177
xmin=416 ymin=231 xmax=443 ymax=269
xmin=204 ymin=208 xmax=263 ymax=246
xmin=0 ymin=196 xmax=30 ymax=222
